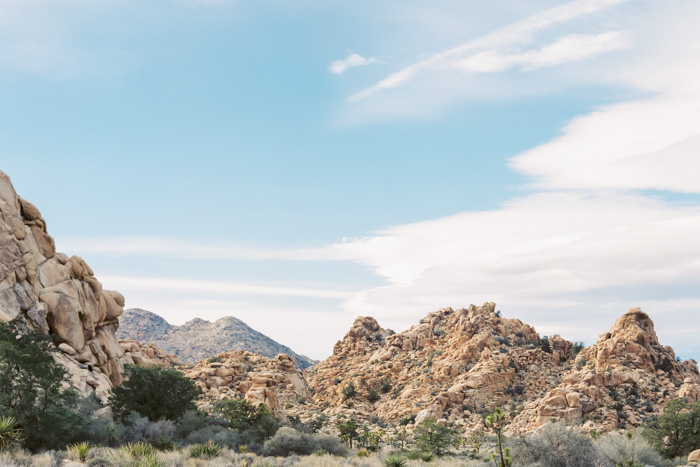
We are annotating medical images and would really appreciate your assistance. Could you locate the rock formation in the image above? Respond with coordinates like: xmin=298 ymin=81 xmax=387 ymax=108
xmin=119 ymin=338 xmax=179 ymax=368
xmin=118 ymin=308 xmax=316 ymax=369
xmin=185 ymin=350 xmax=312 ymax=418
xmin=0 ymin=170 xmax=130 ymax=401
xmin=304 ymin=303 xmax=699 ymax=438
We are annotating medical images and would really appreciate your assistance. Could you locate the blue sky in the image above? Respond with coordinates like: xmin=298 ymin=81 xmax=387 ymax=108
xmin=2 ymin=0 xmax=700 ymax=361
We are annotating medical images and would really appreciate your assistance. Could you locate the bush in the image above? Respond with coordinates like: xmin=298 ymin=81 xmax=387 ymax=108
xmin=509 ymin=420 xmax=597 ymax=467
xmin=118 ymin=414 xmax=176 ymax=444
xmin=109 ymin=365 xmax=202 ymax=422
xmin=595 ymin=432 xmax=663 ymax=467
xmin=342 ymin=382 xmax=357 ymax=401
xmin=357 ymin=449 xmax=369 ymax=457
xmin=68 ymin=441 xmax=91 ymax=462
xmin=262 ymin=427 xmax=347 ymax=457
xmin=385 ymin=455 xmax=407 ymax=467
xmin=367 ymin=390 xmax=380 ymax=403
xmin=380 ymin=377 xmax=393 ymax=394
xmin=190 ymin=440 xmax=222 ymax=458
xmin=0 ymin=416 xmax=22 ymax=451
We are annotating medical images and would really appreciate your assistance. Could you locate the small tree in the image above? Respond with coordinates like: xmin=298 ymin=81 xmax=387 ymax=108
xmin=109 ymin=364 xmax=202 ymax=422
xmin=0 ymin=320 xmax=85 ymax=451
xmin=337 ymin=419 xmax=359 ymax=449
xmin=414 ymin=418 xmax=453 ymax=457
xmin=485 ymin=408 xmax=509 ymax=467
xmin=215 ymin=399 xmax=279 ymax=442
xmin=539 ymin=336 xmax=552 ymax=354
xmin=642 ymin=399 xmax=700 ymax=458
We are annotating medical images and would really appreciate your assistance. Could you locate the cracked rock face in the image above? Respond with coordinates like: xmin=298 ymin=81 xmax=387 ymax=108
xmin=0 ymin=170 xmax=131 ymax=401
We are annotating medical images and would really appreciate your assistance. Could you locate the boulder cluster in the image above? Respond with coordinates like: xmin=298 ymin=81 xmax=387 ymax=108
xmin=185 ymin=351 xmax=312 ymax=418
xmin=0 ymin=171 xmax=130 ymax=401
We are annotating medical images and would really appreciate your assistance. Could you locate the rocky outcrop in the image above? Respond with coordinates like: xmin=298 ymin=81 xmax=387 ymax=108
xmin=120 ymin=338 xmax=179 ymax=368
xmin=118 ymin=308 xmax=316 ymax=369
xmin=305 ymin=304 xmax=699 ymax=438
xmin=185 ymin=351 xmax=312 ymax=418
xmin=510 ymin=308 xmax=700 ymax=434
xmin=0 ymin=170 xmax=130 ymax=401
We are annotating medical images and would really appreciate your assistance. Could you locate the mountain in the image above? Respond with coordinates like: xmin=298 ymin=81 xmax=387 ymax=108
xmin=117 ymin=308 xmax=317 ymax=369
xmin=302 ymin=303 xmax=700 ymax=436
xmin=0 ymin=170 xmax=131 ymax=401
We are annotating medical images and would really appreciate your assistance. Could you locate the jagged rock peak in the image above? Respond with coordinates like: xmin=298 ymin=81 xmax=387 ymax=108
xmin=118 ymin=307 xmax=317 ymax=369
xmin=0 ymin=170 xmax=131 ymax=401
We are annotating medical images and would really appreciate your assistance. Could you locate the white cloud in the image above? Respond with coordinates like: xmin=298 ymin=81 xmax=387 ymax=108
xmin=60 ymin=236 xmax=352 ymax=261
xmin=331 ymin=192 xmax=700 ymax=353
xmin=456 ymin=32 xmax=630 ymax=73
xmin=349 ymin=0 xmax=632 ymax=102
xmin=100 ymin=275 xmax=357 ymax=300
xmin=329 ymin=53 xmax=379 ymax=75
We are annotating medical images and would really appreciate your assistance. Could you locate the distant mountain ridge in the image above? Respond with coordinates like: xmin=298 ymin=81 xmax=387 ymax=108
xmin=117 ymin=308 xmax=316 ymax=369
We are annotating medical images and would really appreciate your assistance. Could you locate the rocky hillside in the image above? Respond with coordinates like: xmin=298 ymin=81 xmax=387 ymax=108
xmin=304 ymin=303 xmax=700 ymax=437
xmin=117 ymin=308 xmax=316 ymax=369
xmin=185 ymin=351 xmax=312 ymax=418
xmin=0 ymin=170 xmax=134 ymax=401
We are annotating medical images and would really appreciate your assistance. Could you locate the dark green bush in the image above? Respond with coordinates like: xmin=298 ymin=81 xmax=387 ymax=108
xmin=109 ymin=364 xmax=202 ymax=422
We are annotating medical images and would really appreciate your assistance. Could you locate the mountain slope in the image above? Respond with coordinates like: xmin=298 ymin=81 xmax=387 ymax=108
xmin=117 ymin=308 xmax=316 ymax=369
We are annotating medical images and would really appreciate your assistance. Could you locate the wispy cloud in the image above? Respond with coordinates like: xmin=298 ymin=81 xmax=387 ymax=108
xmin=456 ymin=32 xmax=630 ymax=73
xmin=349 ymin=0 xmax=632 ymax=102
xmin=101 ymin=275 xmax=357 ymax=300
xmin=329 ymin=53 xmax=379 ymax=75
xmin=61 ymin=236 xmax=352 ymax=261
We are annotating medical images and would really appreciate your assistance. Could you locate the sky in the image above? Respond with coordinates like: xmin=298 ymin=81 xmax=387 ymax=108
xmin=1 ymin=0 xmax=699 ymax=361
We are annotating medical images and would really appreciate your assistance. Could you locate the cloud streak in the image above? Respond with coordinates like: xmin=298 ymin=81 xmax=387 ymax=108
xmin=329 ymin=53 xmax=379 ymax=75
xmin=349 ymin=0 xmax=632 ymax=102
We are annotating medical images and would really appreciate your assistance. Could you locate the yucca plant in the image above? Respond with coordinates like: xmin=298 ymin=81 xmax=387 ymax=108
xmin=385 ymin=455 xmax=407 ymax=467
xmin=189 ymin=440 xmax=222 ymax=458
xmin=0 ymin=415 xmax=22 ymax=451
xmin=68 ymin=441 xmax=91 ymax=461
xmin=122 ymin=442 xmax=158 ymax=458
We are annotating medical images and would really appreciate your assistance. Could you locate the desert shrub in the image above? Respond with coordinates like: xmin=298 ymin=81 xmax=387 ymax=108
xmin=68 ymin=441 xmax=91 ymax=462
xmin=380 ymin=377 xmax=393 ymax=394
xmin=342 ymin=383 xmax=357 ymax=401
xmin=357 ymin=449 xmax=369 ymax=457
xmin=367 ymin=390 xmax=380 ymax=403
xmin=570 ymin=341 xmax=586 ymax=358
xmin=0 ymin=416 xmax=22 ymax=451
xmin=509 ymin=420 xmax=597 ymax=467
xmin=595 ymin=432 xmax=664 ymax=467
xmin=121 ymin=441 xmax=158 ymax=458
xmin=184 ymin=424 xmax=242 ymax=450
xmin=151 ymin=436 xmax=174 ymax=452
xmin=419 ymin=451 xmax=434 ymax=461
xmin=190 ymin=440 xmax=222 ymax=458
xmin=263 ymin=427 xmax=346 ymax=458
xmin=385 ymin=455 xmax=407 ymax=467
xmin=539 ymin=336 xmax=552 ymax=354
xmin=109 ymin=364 xmax=202 ymax=422
xmin=118 ymin=414 xmax=176 ymax=445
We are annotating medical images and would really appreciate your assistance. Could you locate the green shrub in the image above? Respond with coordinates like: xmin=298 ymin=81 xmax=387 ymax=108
xmin=357 ymin=449 xmax=369 ymax=457
xmin=380 ymin=377 xmax=393 ymax=394
xmin=0 ymin=415 xmax=22 ymax=451
xmin=69 ymin=441 xmax=91 ymax=462
xmin=313 ymin=448 xmax=327 ymax=456
xmin=122 ymin=442 xmax=158 ymax=458
xmin=342 ymin=382 xmax=357 ymax=401
xmin=189 ymin=440 xmax=222 ymax=458
xmin=367 ymin=389 xmax=380 ymax=403
xmin=385 ymin=455 xmax=407 ymax=467
xmin=419 ymin=451 xmax=434 ymax=461
xmin=151 ymin=436 xmax=174 ymax=452
xmin=109 ymin=365 xmax=202 ymax=422
xmin=214 ymin=399 xmax=279 ymax=443
xmin=595 ymin=432 xmax=663 ymax=467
